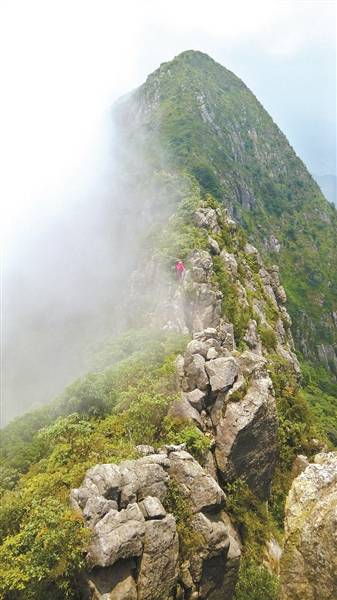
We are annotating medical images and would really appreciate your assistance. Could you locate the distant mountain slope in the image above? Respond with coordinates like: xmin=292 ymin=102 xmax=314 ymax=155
xmin=114 ymin=50 xmax=337 ymax=374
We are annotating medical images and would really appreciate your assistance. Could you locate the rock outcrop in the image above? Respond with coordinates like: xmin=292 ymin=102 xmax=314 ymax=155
xmin=280 ymin=452 xmax=337 ymax=600
xmin=72 ymin=449 xmax=240 ymax=599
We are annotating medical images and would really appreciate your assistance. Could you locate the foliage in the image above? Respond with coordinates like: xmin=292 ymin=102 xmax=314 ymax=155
xmin=234 ymin=558 xmax=279 ymax=600
xmin=163 ymin=418 xmax=212 ymax=462
xmin=163 ymin=480 xmax=202 ymax=558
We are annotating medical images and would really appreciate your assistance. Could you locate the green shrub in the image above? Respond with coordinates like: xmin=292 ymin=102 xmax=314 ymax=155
xmin=234 ymin=558 xmax=279 ymax=600
xmin=258 ymin=325 xmax=277 ymax=351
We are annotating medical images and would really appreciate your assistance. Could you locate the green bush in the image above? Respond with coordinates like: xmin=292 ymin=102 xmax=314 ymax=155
xmin=234 ymin=558 xmax=279 ymax=600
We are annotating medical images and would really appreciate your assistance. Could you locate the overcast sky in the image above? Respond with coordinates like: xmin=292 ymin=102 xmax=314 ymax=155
xmin=0 ymin=0 xmax=336 ymax=244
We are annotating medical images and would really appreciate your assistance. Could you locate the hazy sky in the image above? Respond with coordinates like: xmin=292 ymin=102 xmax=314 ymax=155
xmin=1 ymin=0 xmax=336 ymax=247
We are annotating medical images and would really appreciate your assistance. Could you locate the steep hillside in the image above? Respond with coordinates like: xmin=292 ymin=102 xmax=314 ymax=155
xmin=0 ymin=51 xmax=336 ymax=600
xmin=114 ymin=50 xmax=337 ymax=374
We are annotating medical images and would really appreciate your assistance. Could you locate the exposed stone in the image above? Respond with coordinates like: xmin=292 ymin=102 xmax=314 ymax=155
xmin=214 ymin=374 xmax=278 ymax=499
xmin=87 ymin=504 xmax=145 ymax=568
xmin=86 ymin=561 xmax=137 ymax=600
xmin=195 ymin=207 xmax=221 ymax=233
xmin=138 ymin=496 xmax=166 ymax=520
xmin=186 ymin=339 xmax=208 ymax=357
xmin=243 ymin=319 xmax=261 ymax=352
xmin=185 ymin=388 xmax=206 ymax=411
xmin=220 ymin=250 xmax=238 ymax=279
xmin=168 ymin=396 xmax=204 ymax=429
xmin=183 ymin=353 xmax=209 ymax=391
xmin=280 ymin=452 xmax=337 ymax=600
xmin=208 ymin=236 xmax=220 ymax=255
xmin=137 ymin=515 xmax=179 ymax=600
xmin=136 ymin=445 xmax=155 ymax=457
xmin=83 ymin=496 xmax=118 ymax=526
xmin=205 ymin=357 xmax=238 ymax=392
xmin=206 ymin=347 xmax=219 ymax=360
xmin=169 ymin=450 xmax=225 ymax=513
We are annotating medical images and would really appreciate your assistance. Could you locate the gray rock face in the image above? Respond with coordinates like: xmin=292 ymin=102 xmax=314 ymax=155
xmin=280 ymin=452 xmax=337 ymax=600
xmin=205 ymin=357 xmax=238 ymax=392
xmin=73 ymin=450 xmax=238 ymax=600
xmin=137 ymin=515 xmax=179 ymax=600
xmin=195 ymin=207 xmax=221 ymax=233
xmin=169 ymin=450 xmax=225 ymax=513
xmin=168 ymin=396 xmax=204 ymax=429
xmin=87 ymin=504 xmax=145 ymax=568
xmin=214 ymin=373 xmax=278 ymax=499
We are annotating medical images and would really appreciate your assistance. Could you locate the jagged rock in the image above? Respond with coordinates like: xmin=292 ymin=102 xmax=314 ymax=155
xmin=291 ymin=454 xmax=309 ymax=478
xmin=237 ymin=350 xmax=267 ymax=377
xmin=206 ymin=347 xmax=219 ymax=360
xmin=87 ymin=504 xmax=146 ymax=568
xmin=317 ymin=343 xmax=337 ymax=374
xmin=220 ymin=250 xmax=238 ymax=279
xmin=243 ymin=319 xmax=261 ymax=351
xmin=186 ymin=339 xmax=208 ymax=357
xmin=176 ymin=354 xmax=185 ymax=378
xmin=168 ymin=396 xmax=204 ymax=429
xmin=185 ymin=388 xmax=206 ymax=411
xmin=85 ymin=561 xmax=137 ymax=600
xmin=169 ymin=450 xmax=225 ymax=513
xmin=183 ymin=353 xmax=209 ymax=391
xmin=205 ymin=357 xmax=238 ymax=392
xmin=189 ymin=512 xmax=230 ymax=591
xmin=136 ymin=445 xmax=155 ymax=456
xmin=208 ymin=236 xmax=220 ymax=255
xmin=188 ymin=283 xmax=222 ymax=332
xmin=218 ymin=321 xmax=236 ymax=352
xmin=280 ymin=452 xmax=337 ymax=600
xmin=138 ymin=496 xmax=166 ymax=520
xmin=118 ymin=459 xmax=169 ymax=507
xmin=137 ymin=515 xmax=179 ymax=600
xmin=83 ymin=496 xmax=118 ymax=526
xmin=74 ymin=450 xmax=238 ymax=599
xmin=214 ymin=373 xmax=278 ymax=499
xmin=189 ymin=251 xmax=213 ymax=283
xmin=195 ymin=207 xmax=221 ymax=233
xmin=194 ymin=327 xmax=218 ymax=340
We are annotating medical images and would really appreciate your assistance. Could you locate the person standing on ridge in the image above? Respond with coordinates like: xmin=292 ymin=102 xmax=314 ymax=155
xmin=175 ymin=260 xmax=186 ymax=283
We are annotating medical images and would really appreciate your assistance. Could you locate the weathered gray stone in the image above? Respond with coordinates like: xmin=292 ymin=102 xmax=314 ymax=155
xmin=168 ymin=396 xmax=204 ymax=429
xmin=136 ymin=445 xmax=155 ymax=456
xmin=280 ymin=452 xmax=337 ymax=600
xmin=184 ymin=353 xmax=209 ymax=391
xmin=220 ymin=250 xmax=238 ymax=279
xmin=138 ymin=496 xmax=166 ymax=520
xmin=195 ymin=207 xmax=220 ymax=233
xmin=87 ymin=504 xmax=145 ymax=568
xmin=206 ymin=347 xmax=219 ymax=360
xmin=137 ymin=515 xmax=179 ymax=600
xmin=208 ymin=236 xmax=220 ymax=255
xmin=186 ymin=339 xmax=208 ymax=357
xmin=205 ymin=357 xmax=238 ymax=392
xmin=185 ymin=388 xmax=206 ymax=411
xmin=215 ymin=374 xmax=278 ymax=499
xmin=169 ymin=450 xmax=225 ymax=513
xmin=86 ymin=561 xmax=137 ymax=600
xmin=83 ymin=496 xmax=118 ymax=527
xmin=119 ymin=458 xmax=169 ymax=506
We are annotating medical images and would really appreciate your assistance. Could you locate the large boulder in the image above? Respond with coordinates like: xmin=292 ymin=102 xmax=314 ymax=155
xmin=205 ymin=357 xmax=238 ymax=392
xmin=280 ymin=452 xmax=337 ymax=600
xmin=87 ymin=503 xmax=145 ymax=568
xmin=169 ymin=450 xmax=225 ymax=513
xmin=214 ymin=373 xmax=278 ymax=499
xmin=72 ymin=450 xmax=238 ymax=600
xmin=137 ymin=515 xmax=179 ymax=600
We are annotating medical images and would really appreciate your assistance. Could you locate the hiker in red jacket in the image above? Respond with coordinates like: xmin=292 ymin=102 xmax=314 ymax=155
xmin=175 ymin=260 xmax=186 ymax=282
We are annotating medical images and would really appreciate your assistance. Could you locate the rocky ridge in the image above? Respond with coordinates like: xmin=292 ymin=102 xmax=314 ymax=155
xmin=72 ymin=204 xmax=301 ymax=599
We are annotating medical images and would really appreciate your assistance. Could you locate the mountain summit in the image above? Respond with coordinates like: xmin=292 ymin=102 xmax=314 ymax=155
xmin=115 ymin=49 xmax=337 ymax=374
